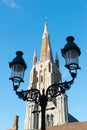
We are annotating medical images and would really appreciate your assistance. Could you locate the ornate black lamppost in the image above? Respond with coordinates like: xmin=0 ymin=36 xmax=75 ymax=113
xmin=9 ymin=36 xmax=81 ymax=130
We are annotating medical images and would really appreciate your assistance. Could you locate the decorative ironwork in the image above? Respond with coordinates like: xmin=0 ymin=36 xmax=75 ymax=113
xmin=9 ymin=36 xmax=81 ymax=130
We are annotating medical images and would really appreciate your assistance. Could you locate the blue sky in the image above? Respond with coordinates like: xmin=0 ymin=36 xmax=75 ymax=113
xmin=0 ymin=0 xmax=87 ymax=130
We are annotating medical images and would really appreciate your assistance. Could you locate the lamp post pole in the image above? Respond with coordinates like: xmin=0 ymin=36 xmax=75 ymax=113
xmin=9 ymin=36 xmax=81 ymax=130
xmin=40 ymin=89 xmax=47 ymax=130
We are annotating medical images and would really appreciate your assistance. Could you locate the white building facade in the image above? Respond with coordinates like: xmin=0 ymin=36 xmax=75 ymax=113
xmin=24 ymin=23 xmax=68 ymax=130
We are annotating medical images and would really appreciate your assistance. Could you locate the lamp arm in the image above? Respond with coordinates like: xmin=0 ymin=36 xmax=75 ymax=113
xmin=46 ymin=76 xmax=75 ymax=101
xmin=15 ymin=88 xmax=41 ymax=104
xmin=13 ymin=75 xmax=75 ymax=103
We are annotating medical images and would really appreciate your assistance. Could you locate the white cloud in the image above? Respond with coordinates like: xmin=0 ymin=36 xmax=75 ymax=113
xmin=1 ymin=0 xmax=18 ymax=9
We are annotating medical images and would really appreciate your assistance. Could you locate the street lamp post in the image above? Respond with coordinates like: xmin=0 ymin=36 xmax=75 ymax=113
xmin=9 ymin=36 xmax=81 ymax=130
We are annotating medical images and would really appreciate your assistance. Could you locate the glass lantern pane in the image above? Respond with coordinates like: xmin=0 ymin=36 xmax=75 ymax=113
xmin=65 ymin=49 xmax=79 ymax=69
xmin=10 ymin=64 xmax=24 ymax=82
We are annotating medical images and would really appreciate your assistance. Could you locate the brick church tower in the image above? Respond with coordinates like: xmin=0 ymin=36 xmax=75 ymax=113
xmin=24 ymin=23 xmax=68 ymax=130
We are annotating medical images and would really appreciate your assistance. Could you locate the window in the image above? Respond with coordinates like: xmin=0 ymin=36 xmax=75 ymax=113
xmin=50 ymin=114 xmax=54 ymax=126
xmin=47 ymin=114 xmax=50 ymax=126
xmin=41 ymin=75 xmax=43 ymax=82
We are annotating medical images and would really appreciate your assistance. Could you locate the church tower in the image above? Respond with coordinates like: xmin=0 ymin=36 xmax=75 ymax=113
xmin=24 ymin=23 xmax=68 ymax=130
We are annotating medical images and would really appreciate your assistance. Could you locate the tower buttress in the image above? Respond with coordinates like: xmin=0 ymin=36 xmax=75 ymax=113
xmin=55 ymin=52 xmax=59 ymax=68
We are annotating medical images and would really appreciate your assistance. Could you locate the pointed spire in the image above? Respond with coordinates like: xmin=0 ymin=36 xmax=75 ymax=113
xmin=42 ymin=22 xmax=48 ymax=38
xmin=55 ymin=52 xmax=59 ymax=68
xmin=33 ymin=50 xmax=37 ymax=65
xmin=47 ymin=45 xmax=51 ymax=60
xmin=40 ymin=22 xmax=53 ymax=62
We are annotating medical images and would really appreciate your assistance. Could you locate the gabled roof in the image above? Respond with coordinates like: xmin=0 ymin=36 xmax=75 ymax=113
xmin=68 ymin=113 xmax=79 ymax=123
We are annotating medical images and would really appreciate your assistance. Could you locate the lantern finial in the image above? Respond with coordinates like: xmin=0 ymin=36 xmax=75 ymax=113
xmin=66 ymin=36 xmax=74 ymax=42
xmin=16 ymin=51 xmax=23 ymax=56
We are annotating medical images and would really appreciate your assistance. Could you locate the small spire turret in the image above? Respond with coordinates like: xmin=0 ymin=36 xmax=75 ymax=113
xmin=33 ymin=50 xmax=37 ymax=65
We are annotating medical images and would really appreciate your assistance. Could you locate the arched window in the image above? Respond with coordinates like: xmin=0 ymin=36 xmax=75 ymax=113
xmin=50 ymin=114 xmax=54 ymax=126
xmin=46 ymin=114 xmax=50 ymax=126
xmin=48 ymin=62 xmax=51 ymax=72
xmin=41 ymin=75 xmax=43 ymax=82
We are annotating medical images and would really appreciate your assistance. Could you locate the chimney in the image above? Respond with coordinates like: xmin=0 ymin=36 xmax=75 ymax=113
xmin=13 ymin=115 xmax=19 ymax=130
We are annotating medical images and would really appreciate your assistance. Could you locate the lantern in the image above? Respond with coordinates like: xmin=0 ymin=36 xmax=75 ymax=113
xmin=9 ymin=51 xmax=27 ymax=83
xmin=61 ymin=36 xmax=81 ymax=75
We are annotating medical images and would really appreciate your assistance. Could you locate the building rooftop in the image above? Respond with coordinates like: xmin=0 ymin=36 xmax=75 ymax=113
xmin=47 ymin=121 xmax=87 ymax=130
